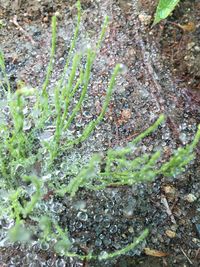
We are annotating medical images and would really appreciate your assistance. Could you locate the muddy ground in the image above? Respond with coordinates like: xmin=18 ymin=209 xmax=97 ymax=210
xmin=0 ymin=0 xmax=200 ymax=266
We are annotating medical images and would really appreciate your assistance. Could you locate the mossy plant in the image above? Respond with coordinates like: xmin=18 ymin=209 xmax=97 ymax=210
xmin=0 ymin=0 xmax=200 ymax=262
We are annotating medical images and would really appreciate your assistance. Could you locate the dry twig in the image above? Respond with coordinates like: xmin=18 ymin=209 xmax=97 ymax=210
xmin=180 ymin=247 xmax=193 ymax=265
xmin=161 ymin=194 xmax=177 ymax=224
xmin=11 ymin=15 xmax=35 ymax=45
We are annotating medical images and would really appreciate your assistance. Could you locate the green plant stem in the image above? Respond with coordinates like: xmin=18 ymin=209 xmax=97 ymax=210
xmin=42 ymin=16 xmax=57 ymax=97
xmin=23 ymin=175 xmax=42 ymax=217
xmin=98 ymin=229 xmax=149 ymax=260
xmin=58 ymin=1 xmax=81 ymax=92
xmin=0 ymin=50 xmax=11 ymax=96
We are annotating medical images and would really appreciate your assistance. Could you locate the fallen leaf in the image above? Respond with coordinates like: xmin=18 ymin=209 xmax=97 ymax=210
xmin=144 ymin=247 xmax=168 ymax=257
xmin=179 ymin=22 xmax=196 ymax=32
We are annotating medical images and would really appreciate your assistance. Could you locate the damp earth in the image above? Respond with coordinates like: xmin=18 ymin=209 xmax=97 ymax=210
xmin=0 ymin=0 xmax=200 ymax=266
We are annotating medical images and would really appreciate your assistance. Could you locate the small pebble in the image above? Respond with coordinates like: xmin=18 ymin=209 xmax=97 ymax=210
xmin=163 ymin=185 xmax=176 ymax=196
xmin=194 ymin=46 xmax=200 ymax=52
xmin=187 ymin=42 xmax=195 ymax=50
xmin=43 ymin=16 xmax=49 ymax=23
xmin=165 ymin=230 xmax=176 ymax=238
xmin=55 ymin=11 xmax=62 ymax=19
xmin=128 ymin=226 xmax=134 ymax=233
xmin=184 ymin=193 xmax=197 ymax=203
xmin=192 ymin=238 xmax=200 ymax=244
xmin=138 ymin=13 xmax=152 ymax=25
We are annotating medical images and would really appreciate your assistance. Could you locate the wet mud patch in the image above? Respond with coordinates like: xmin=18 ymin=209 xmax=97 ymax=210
xmin=0 ymin=0 xmax=200 ymax=266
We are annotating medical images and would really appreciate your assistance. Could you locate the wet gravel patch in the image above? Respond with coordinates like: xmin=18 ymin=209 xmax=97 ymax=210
xmin=0 ymin=0 xmax=200 ymax=266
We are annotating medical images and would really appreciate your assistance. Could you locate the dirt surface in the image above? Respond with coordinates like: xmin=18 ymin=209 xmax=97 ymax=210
xmin=0 ymin=0 xmax=200 ymax=266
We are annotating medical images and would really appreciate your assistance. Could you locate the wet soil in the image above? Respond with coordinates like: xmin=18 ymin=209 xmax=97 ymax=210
xmin=0 ymin=0 xmax=200 ymax=266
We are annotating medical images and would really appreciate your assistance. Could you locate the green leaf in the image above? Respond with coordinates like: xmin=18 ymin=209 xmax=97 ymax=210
xmin=153 ymin=0 xmax=180 ymax=25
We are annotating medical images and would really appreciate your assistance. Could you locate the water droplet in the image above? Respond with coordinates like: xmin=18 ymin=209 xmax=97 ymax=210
xmin=55 ymin=259 xmax=66 ymax=267
xmin=73 ymin=200 xmax=86 ymax=210
xmin=179 ymin=132 xmax=188 ymax=145
xmin=77 ymin=42 xmax=92 ymax=54
xmin=104 ymin=218 xmax=111 ymax=228
xmin=38 ymin=131 xmax=54 ymax=141
xmin=103 ymin=237 xmax=112 ymax=246
xmin=109 ymin=225 xmax=118 ymax=234
xmin=118 ymin=64 xmax=128 ymax=74
xmin=75 ymin=221 xmax=83 ymax=230
xmin=23 ymin=120 xmax=32 ymax=131
xmin=83 ymin=110 xmax=93 ymax=119
xmin=94 ymin=214 xmax=103 ymax=223
xmin=40 ymin=241 xmax=49 ymax=251
xmin=11 ymin=255 xmax=21 ymax=265
xmin=123 ymin=207 xmax=133 ymax=217
xmin=1 ymin=217 xmax=14 ymax=230
xmin=99 ymin=233 xmax=105 ymax=240
xmin=50 ymin=202 xmax=65 ymax=213
xmin=95 ymin=239 xmax=102 ymax=247
xmin=41 ymin=174 xmax=51 ymax=181
xmin=99 ymin=251 xmax=108 ymax=260
xmin=29 ymin=260 xmax=42 ymax=267
xmin=77 ymin=211 xmax=88 ymax=222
